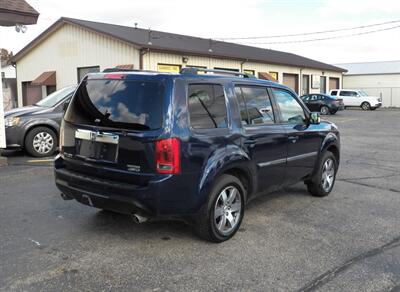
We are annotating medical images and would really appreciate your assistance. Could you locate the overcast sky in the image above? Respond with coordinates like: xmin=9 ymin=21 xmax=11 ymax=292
xmin=1 ymin=0 xmax=400 ymax=64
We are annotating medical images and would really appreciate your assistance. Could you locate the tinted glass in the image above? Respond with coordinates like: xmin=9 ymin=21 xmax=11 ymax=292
xmin=65 ymin=80 xmax=164 ymax=130
xmin=330 ymin=90 xmax=338 ymax=96
xmin=340 ymin=91 xmax=357 ymax=96
xmin=272 ymin=88 xmax=305 ymax=124
xmin=188 ymin=84 xmax=227 ymax=129
xmin=237 ymin=86 xmax=274 ymax=125
xmin=235 ymin=87 xmax=248 ymax=123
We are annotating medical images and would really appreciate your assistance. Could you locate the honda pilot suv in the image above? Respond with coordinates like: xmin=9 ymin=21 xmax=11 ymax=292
xmin=55 ymin=68 xmax=340 ymax=242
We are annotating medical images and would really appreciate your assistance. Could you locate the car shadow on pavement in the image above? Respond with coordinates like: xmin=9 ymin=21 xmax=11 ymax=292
xmin=83 ymin=209 xmax=200 ymax=242
xmin=75 ymin=184 xmax=311 ymax=243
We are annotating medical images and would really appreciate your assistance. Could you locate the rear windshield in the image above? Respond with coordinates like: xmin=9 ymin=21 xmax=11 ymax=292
xmin=65 ymin=79 xmax=164 ymax=130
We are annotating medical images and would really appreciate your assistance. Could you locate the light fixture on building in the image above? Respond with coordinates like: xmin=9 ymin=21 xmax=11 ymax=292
xmin=182 ymin=56 xmax=189 ymax=63
xmin=15 ymin=24 xmax=27 ymax=33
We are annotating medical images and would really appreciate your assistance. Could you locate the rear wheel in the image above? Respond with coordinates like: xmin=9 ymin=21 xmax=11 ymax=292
xmin=25 ymin=127 xmax=57 ymax=157
xmin=320 ymin=105 xmax=329 ymax=115
xmin=307 ymin=151 xmax=337 ymax=197
xmin=361 ymin=102 xmax=371 ymax=110
xmin=196 ymin=174 xmax=245 ymax=242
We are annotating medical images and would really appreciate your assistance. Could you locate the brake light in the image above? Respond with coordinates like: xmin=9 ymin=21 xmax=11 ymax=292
xmin=155 ymin=138 xmax=181 ymax=174
xmin=104 ymin=73 xmax=125 ymax=79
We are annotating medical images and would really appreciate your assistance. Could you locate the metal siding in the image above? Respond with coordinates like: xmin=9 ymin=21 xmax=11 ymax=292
xmin=16 ymin=23 xmax=140 ymax=106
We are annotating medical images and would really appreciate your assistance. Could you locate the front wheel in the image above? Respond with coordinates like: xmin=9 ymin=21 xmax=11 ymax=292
xmin=196 ymin=174 xmax=245 ymax=243
xmin=307 ymin=151 xmax=338 ymax=197
xmin=25 ymin=127 xmax=57 ymax=157
xmin=361 ymin=102 xmax=371 ymax=110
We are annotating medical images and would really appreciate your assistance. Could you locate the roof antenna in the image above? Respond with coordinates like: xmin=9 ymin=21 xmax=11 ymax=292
xmin=134 ymin=22 xmax=138 ymax=29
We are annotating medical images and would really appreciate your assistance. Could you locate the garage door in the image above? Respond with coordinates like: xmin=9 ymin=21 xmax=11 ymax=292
xmin=329 ymin=77 xmax=340 ymax=91
xmin=22 ymin=82 xmax=42 ymax=106
xmin=283 ymin=73 xmax=299 ymax=93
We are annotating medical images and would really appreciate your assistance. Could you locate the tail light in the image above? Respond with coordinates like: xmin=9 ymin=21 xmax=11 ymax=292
xmin=155 ymin=138 xmax=181 ymax=174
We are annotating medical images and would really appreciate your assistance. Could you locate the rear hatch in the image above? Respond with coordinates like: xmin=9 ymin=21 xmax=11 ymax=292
xmin=62 ymin=73 xmax=168 ymax=186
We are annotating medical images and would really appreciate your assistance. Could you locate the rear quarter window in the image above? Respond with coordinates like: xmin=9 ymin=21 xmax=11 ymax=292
xmin=188 ymin=84 xmax=228 ymax=129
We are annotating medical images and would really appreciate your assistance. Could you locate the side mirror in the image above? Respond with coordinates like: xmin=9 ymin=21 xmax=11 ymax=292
xmin=62 ymin=100 xmax=70 ymax=112
xmin=310 ymin=112 xmax=320 ymax=124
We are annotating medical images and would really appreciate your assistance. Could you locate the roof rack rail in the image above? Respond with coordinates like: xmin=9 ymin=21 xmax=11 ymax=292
xmin=180 ymin=67 xmax=256 ymax=79
xmin=102 ymin=68 xmax=158 ymax=73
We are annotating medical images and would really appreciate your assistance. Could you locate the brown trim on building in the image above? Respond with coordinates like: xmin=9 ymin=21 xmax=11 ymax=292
xmin=31 ymin=71 xmax=56 ymax=86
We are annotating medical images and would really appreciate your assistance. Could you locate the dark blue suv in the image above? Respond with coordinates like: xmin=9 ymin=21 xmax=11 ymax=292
xmin=55 ymin=68 xmax=340 ymax=242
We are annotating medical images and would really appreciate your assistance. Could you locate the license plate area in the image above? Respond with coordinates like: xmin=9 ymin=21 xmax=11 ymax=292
xmin=75 ymin=129 xmax=119 ymax=162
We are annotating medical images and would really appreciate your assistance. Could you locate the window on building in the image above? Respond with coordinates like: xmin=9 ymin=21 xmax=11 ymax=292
xmin=188 ymin=84 xmax=227 ymax=129
xmin=235 ymin=86 xmax=275 ymax=125
xmin=243 ymin=69 xmax=255 ymax=75
xmin=77 ymin=66 xmax=100 ymax=83
xmin=272 ymin=88 xmax=305 ymax=124
xmin=157 ymin=64 xmax=181 ymax=73
xmin=269 ymin=72 xmax=278 ymax=81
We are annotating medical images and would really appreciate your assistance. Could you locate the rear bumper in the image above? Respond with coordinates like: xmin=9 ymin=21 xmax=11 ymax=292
xmin=54 ymin=155 xmax=201 ymax=217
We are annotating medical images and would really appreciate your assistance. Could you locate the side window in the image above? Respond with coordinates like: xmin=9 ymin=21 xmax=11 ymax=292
xmin=235 ymin=86 xmax=275 ymax=125
xmin=331 ymin=90 xmax=338 ymax=96
xmin=340 ymin=91 xmax=355 ymax=97
xmin=188 ymin=84 xmax=228 ymax=129
xmin=272 ymin=88 xmax=306 ymax=124
xmin=310 ymin=95 xmax=318 ymax=101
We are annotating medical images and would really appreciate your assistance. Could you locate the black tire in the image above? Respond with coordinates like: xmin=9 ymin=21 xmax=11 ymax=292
xmin=196 ymin=174 xmax=245 ymax=243
xmin=371 ymin=107 xmax=377 ymax=110
xmin=320 ymin=105 xmax=329 ymax=115
xmin=306 ymin=151 xmax=338 ymax=197
xmin=25 ymin=127 xmax=58 ymax=157
xmin=361 ymin=102 xmax=371 ymax=111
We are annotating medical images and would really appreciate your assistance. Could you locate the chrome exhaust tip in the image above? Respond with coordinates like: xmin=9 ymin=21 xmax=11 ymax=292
xmin=132 ymin=214 xmax=148 ymax=224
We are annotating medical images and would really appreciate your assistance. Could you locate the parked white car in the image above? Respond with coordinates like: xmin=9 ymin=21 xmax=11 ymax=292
xmin=329 ymin=89 xmax=382 ymax=110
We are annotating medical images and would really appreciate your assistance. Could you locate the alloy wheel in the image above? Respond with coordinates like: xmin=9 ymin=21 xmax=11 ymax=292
xmin=33 ymin=132 xmax=54 ymax=155
xmin=320 ymin=106 xmax=329 ymax=115
xmin=321 ymin=158 xmax=335 ymax=192
xmin=214 ymin=186 xmax=242 ymax=236
xmin=362 ymin=102 xmax=370 ymax=110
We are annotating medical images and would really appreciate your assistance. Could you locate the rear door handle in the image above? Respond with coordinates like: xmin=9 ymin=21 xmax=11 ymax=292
xmin=288 ymin=136 xmax=299 ymax=143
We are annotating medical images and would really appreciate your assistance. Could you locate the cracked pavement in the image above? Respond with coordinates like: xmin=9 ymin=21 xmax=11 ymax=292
xmin=1 ymin=109 xmax=399 ymax=291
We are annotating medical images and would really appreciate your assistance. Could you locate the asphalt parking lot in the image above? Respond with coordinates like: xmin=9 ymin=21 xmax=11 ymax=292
xmin=1 ymin=109 xmax=399 ymax=291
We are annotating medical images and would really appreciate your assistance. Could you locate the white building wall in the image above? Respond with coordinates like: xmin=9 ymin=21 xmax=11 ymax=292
xmin=142 ymin=51 xmax=342 ymax=94
xmin=16 ymin=23 xmax=140 ymax=106
xmin=1 ymin=65 xmax=16 ymax=78
xmin=343 ymin=74 xmax=400 ymax=107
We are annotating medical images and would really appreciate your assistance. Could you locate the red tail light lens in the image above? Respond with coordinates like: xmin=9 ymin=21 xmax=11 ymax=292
xmin=104 ymin=73 xmax=125 ymax=79
xmin=155 ymin=138 xmax=181 ymax=174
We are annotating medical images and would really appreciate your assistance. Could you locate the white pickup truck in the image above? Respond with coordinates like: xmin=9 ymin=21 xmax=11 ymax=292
xmin=329 ymin=89 xmax=382 ymax=110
